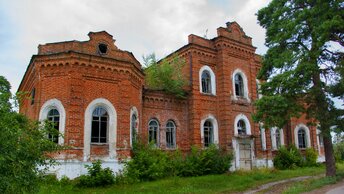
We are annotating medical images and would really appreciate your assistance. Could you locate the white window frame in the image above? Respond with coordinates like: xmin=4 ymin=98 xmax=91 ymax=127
xmin=234 ymin=114 xmax=251 ymax=136
xmin=130 ymin=107 xmax=139 ymax=147
xmin=39 ymin=98 xmax=66 ymax=145
xmin=294 ymin=124 xmax=311 ymax=149
xmin=148 ymin=119 xmax=160 ymax=146
xmin=165 ymin=120 xmax=176 ymax=149
xmin=232 ymin=69 xmax=249 ymax=101
xmin=256 ymin=79 xmax=262 ymax=99
xmin=84 ymin=98 xmax=117 ymax=161
xmin=271 ymin=127 xmax=284 ymax=150
xmin=260 ymin=123 xmax=266 ymax=151
xmin=200 ymin=115 xmax=219 ymax=147
xmin=199 ymin=65 xmax=216 ymax=95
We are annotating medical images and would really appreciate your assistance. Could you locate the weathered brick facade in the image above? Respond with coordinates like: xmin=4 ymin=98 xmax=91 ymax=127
xmin=18 ymin=22 xmax=324 ymax=178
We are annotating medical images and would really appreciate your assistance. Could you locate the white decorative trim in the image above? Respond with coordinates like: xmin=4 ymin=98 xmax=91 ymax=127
xmin=260 ymin=123 xmax=266 ymax=151
xmin=234 ymin=114 xmax=251 ymax=135
xmin=200 ymin=114 xmax=219 ymax=146
xmin=271 ymin=127 xmax=284 ymax=150
xmin=232 ymin=69 xmax=249 ymax=101
xmin=199 ymin=65 xmax=216 ymax=95
xmin=84 ymin=98 xmax=117 ymax=161
xmin=256 ymin=79 xmax=262 ymax=99
xmin=294 ymin=123 xmax=311 ymax=148
xmin=129 ymin=106 xmax=139 ymax=147
xmin=39 ymin=99 xmax=66 ymax=145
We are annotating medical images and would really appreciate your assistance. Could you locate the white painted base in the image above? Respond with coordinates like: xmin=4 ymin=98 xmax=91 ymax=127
xmin=317 ymin=155 xmax=325 ymax=163
xmin=254 ymin=158 xmax=274 ymax=168
xmin=41 ymin=160 xmax=124 ymax=179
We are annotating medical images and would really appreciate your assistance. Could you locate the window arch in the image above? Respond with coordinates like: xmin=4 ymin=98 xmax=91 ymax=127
xmin=148 ymin=119 xmax=159 ymax=146
xmin=271 ymin=127 xmax=284 ymax=150
xmin=91 ymin=107 xmax=108 ymax=143
xmin=84 ymin=98 xmax=117 ymax=161
xmin=294 ymin=124 xmax=311 ymax=149
xmin=199 ymin=65 xmax=216 ymax=95
xmin=234 ymin=114 xmax=251 ymax=136
xmin=47 ymin=109 xmax=60 ymax=143
xmin=39 ymin=99 xmax=66 ymax=145
xmin=130 ymin=107 xmax=139 ymax=147
xmin=200 ymin=115 xmax=219 ymax=147
xmin=201 ymin=71 xmax=211 ymax=93
xmin=232 ymin=69 xmax=249 ymax=100
xmin=166 ymin=120 xmax=176 ymax=149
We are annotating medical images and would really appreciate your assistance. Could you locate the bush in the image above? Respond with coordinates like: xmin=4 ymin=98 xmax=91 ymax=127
xmin=334 ymin=142 xmax=344 ymax=161
xmin=76 ymin=160 xmax=115 ymax=187
xmin=273 ymin=145 xmax=303 ymax=169
xmin=123 ymin=142 xmax=233 ymax=182
xmin=304 ymin=148 xmax=318 ymax=167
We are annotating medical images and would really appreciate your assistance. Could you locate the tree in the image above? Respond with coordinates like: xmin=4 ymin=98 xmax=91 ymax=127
xmin=255 ymin=0 xmax=343 ymax=176
xmin=143 ymin=53 xmax=187 ymax=98
xmin=0 ymin=76 xmax=62 ymax=193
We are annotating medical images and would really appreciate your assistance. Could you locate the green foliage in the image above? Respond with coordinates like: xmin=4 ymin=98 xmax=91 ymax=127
xmin=334 ymin=141 xmax=344 ymax=161
xmin=76 ymin=160 xmax=115 ymax=187
xmin=256 ymin=0 xmax=343 ymax=176
xmin=123 ymin=142 xmax=232 ymax=182
xmin=0 ymin=76 xmax=63 ymax=194
xmin=304 ymin=148 xmax=318 ymax=167
xmin=144 ymin=53 xmax=187 ymax=98
xmin=273 ymin=146 xmax=303 ymax=170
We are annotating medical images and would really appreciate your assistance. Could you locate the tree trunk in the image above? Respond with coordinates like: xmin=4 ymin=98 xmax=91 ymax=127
xmin=323 ymin=129 xmax=336 ymax=176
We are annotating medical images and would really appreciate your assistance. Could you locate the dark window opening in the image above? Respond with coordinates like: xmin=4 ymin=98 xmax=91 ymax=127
xmin=275 ymin=129 xmax=281 ymax=148
xmin=131 ymin=114 xmax=137 ymax=145
xmin=98 ymin=43 xmax=108 ymax=54
xmin=148 ymin=120 xmax=159 ymax=146
xmin=31 ymin=88 xmax=35 ymax=105
xmin=166 ymin=121 xmax=176 ymax=148
xmin=237 ymin=120 xmax=246 ymax=135
xmin=298 ymin=128 xmax=306 ymax=149
xmin=201 ymin=70 xmax=212 ymax=94
xmin=235 ymin=74 xmax=244 ymax=97
xmin=91 ymin=107 xmax=108 ymax=143
xmin=203 ymin=120 xmax=213 ymax=147
xmin=47 ymin=109 xmax=60 ymax=143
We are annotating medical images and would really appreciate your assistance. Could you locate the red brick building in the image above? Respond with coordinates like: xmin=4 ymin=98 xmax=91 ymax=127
xmin=18 ymin=22 xmax=324 ymax=178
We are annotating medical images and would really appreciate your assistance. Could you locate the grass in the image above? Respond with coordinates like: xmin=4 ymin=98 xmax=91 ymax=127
xmin=38 ymin=166 xmax=325 ymax=194
xmin=282 ymin=163 xmax=344 ymax=194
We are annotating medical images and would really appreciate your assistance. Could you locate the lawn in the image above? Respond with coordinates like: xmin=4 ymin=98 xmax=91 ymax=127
xmin=39 ymin=166 xmax=325 ymax=194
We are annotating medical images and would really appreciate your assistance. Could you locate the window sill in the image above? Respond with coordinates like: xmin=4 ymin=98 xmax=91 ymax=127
xmin=91 ymin=143 xmax=108 ymax=146
xmin=200 ymin=92 xmax=216 ymax=96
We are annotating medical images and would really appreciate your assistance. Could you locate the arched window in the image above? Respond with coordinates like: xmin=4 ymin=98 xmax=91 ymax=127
xmin=298 ymin=128 xmax=307 ymax=149
xmin=148 ymin=119 xmax=159 ymax=146
xmin=201 ymin=70 xmax=211 ymax=93
xmin=131 ymin=114 xmax=137 ymax=145
xmin=47 ymin=109 xmax=60 ymax=143
xmin=235 ymin=74 xmax=244 ymax=97
xmin=199 ymin=66 xmax=216 ymax=95
xmin=166 ymin=120 xmax=176 ymax=149
xmin=91 ymin=107 xmax=108 ymax=143
xmin=203 ymin=120 xmax=214 ymax=147
xmin=237 ymin=120 xmax=246 ymax=135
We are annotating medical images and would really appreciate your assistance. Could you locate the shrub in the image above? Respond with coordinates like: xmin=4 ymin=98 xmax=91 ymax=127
xmin=304 ymin=148 xmax=318 ymax=167
xmin=334 ymin=142 xmax=344 ymax=161
xmin=123 ymin=142 xmax=233 ymax=182
xmin=76 ymin=160 xmax=115 ymax=187
xmin=273 ymin=145 xmax=303 ymax=169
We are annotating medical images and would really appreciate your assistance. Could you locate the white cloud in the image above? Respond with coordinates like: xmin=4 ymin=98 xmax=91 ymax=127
xmin=0 ymin=0 xmax=271 ymax=93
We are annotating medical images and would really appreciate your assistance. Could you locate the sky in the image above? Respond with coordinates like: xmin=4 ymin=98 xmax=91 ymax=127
xmin=0 ymin=0 xmax=271 ymax=93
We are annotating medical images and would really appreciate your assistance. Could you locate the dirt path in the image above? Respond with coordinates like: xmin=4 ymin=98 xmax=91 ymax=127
xmin=243 ymin=176 xmax=318 ymax=194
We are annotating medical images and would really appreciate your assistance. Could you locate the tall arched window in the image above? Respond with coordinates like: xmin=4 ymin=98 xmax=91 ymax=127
xmin=91 ymin=107 xmax=108 ymax=143
xmin=148 ymin=119 xmax=159 ymax=146
xmin=201 ymin=71 xmax=211 ymax=93
xmin=235 ymin=74 xmax=244 ymax=97
xmin=166 ymin=120 xmax=176 ymax=149
xmin=47 ymin=109 xmax=60 ymax=143
xmin=298 ymin=128 xmax=307 ymax=148
xmin=131 ymin=114 xmax=137 ymax=145
xmin=237 ymin=120 xmax=246 ymax=135
xmin=203 ymin=120 xmax=214 ymax=147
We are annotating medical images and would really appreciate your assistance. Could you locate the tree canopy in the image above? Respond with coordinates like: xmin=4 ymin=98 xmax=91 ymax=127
xmin=0 ymin=76 xmax=63 ymax=193
xmin=255 ymin=0 xmax=343 ymax=176
xmin=143 ymin=53 xmax=187 ymax=98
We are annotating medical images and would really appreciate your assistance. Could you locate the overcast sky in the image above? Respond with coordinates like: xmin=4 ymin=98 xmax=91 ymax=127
xmin=0 ymin=0 xmax=272 ymax=93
